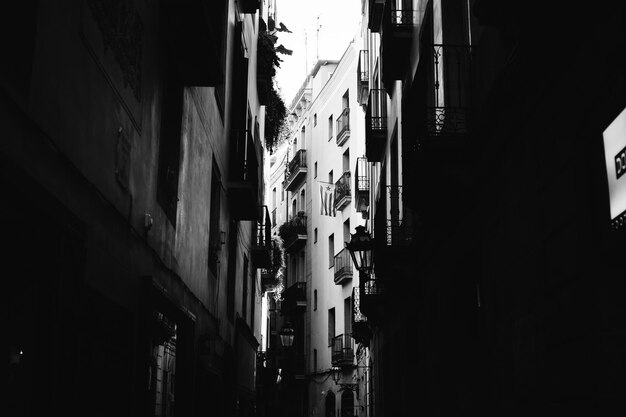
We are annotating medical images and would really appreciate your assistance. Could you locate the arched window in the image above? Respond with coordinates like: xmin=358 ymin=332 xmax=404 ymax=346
xmin=325 ymin=391 xmax=336 ymax=417
xmin=340 ymin=389 xmax=354 ymax=417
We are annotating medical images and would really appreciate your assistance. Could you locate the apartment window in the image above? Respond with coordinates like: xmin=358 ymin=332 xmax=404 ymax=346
xmin=208 ymin=160 xmax=222 ymax=276
xmin=314 ymin=289 xmax=318 ymax=311
xmin=292 ymin=257 xmax=298 ymax=283
xmin=342 ymin=89 xmax=349 ymax=109
xmin=314 ymin=113 xmax=318 ymax=126
xmin=328 ymin=307 xmax=335 ymax=346
xmin=301 ymin=126 xmax=306 ymax=148
xmin=329 ymin=170 xmax=334 ymax=184
xmin=314 ymin=161 xmax=318 ymax=178
xmin=157 ymin=66 xmax=184 ymax=226
xmin=328 ymin=114 xmax=334 ymax=141
xmin=328 ymin=234 xmax=335 ymax=268
xmin=344 ymin=296 xmax=352 ymax=335
xmin=292 ymin=199 xmax=297 ymax=217
xmin=343 ymin=219 xmax=351 ymax=247
xmin=314 ymin=227 xmax=318 ymax=243
xmin=300 ymin=189 xmax=306 ymax=212
xmin=281 ymin=186 xmax=285 ymax=202
xmin=272 ymin=187 xmax=277 ymax=207
xmin=343 ymin=148 xmax=350 ymax=173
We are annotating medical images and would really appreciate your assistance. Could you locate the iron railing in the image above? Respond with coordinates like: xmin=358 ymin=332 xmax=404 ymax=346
xmin=336 ymin=107 xmax=350 ymax=145
xmin=426 ymin=44 xmax=472 ymax=136
xmin=334 ymin=248 xmax=353 ymax=283
xmin=284 ymin=149 xmax=307 ymax=187
xmin=366 ymin=89 xmax=387 ymax=133
xmin=331 ymin=334 xmax=354 ymax=366
xmin=352 ymin=286 xmax=367 ymax=324
xmin=355 ymin=157 xmax=370 ymax=193
xmin=281 ymin=282 xmax=307 ymax=314
xmin=334 ymin=171 xmax=351 ymax=210
xmin=389 ymin=8 xmax=417 ymax=26
xmin=255 ymin=205 xmax=271 ymax=247
xmin=384 ymin=186 xmax=415 ymax=246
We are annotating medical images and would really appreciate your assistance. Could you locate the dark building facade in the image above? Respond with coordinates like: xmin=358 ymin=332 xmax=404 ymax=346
xmin=358 ymin=0 xmax=626 ymax=415
xmin=3 ymin=1 xmax=270 ymax=416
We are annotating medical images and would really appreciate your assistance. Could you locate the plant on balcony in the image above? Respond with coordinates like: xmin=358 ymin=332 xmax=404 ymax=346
xmin=278 ymin=212 xmax=306 ymax=243
xmin=335 ymin=178 xmax=350 ymax=198
xmin=258 ymin=27 xmax=291 ymax=152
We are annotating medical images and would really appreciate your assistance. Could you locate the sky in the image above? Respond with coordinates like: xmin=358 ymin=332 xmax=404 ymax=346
xmin=271 ymin=0 xmax=362 ymax=105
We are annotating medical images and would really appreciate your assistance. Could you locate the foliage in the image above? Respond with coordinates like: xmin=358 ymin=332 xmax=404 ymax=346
xmin=278 ymin=212 xmax=306 ymax=243
xmin=258 ymin=27 xmax=290 ymax=152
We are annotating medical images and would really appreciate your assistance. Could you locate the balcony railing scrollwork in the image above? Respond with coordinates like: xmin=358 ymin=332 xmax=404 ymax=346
xmin=355 ymin=157 xmax=370 ymax=214
xmin=334 ymin=171 xmax=352 ymax=211
xmin=283 ymin=149 xmax=307 ymax=191
xmin=357 ymin=50 xmax=369 ymax=105
xmin=251 ymin=205 xmax=272 ymax=268
xmin=333 ymin=248 xmax=353 ymax=285
xmin=365 ymin=89 xmax=387 ymax=162
xmin=336 ymin=107 xmax=350 ymax=146
xmin=331 ymin=334 xmax=354 ymax=367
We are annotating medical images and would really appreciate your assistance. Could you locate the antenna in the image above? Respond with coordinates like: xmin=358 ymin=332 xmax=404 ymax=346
xmin=316 ymin=16 xmax=321 ymax=60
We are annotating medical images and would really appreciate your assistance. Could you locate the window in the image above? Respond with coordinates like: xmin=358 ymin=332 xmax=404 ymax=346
xmin=281 ymin=186 xmax=285 ymax=202
xmin=292 ymin=199 xmax=297 ymax=218
xmin=329 ymin=170 xmax=334 ymax=184
xmin=272 ymin=187 xmax=277 ymax=207
xmin=157 ymin=66 xmax=184 ymax=226
xmin=343 ymin=219 xmax=350 ymax=247
xmin=328 ymin=234 xmax=335 ymax=268
xmin=314 ymin=113 xmax=318 ymax=126
xmin=300 ymin=189 xmax=306 ymax=212
xmin=208 ymin=160 xmax=222 ymax=276
xmin=328 ymin=114 xmax=334 ymax=141
xmin=344 ymin=296 xmax=352 ymax=335
xmin=343 ymin=148 xmax=350 ymax=173
xmin=328 ymin=307 xmax=335 ymax=346
xmin=314 ymin=227 xmax=318 ymax=243
xmin=342 ymin=89 xmax=349 ymax=109
xmin=314 ymin=289 xmax=318 ymax=311
xmin=314 ymin=161 xmax=318 ymax=178
xmin=301 ymin=126 xmax=306 ymax=148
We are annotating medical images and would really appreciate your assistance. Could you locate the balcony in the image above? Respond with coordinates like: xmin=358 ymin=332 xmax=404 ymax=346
xmin=381 ymin=6 xmax=416 ymax=91
xmin=162 ymin=0 xmax=224 ymax=86
xmin=331 ymin=334 xmax=354 ymax=367
xmin=278 ymin=213 xmax=307 ymax=254
xmin=355 ymin=157 xmax=370 ymax=214
xmin=283 ymin=149 xmax=307 ymax=191
xmin=374 ymin=186 xmax=418 ymax=279
xmin=357 ymin=50 xmax=369 ymax=106
xmin=252 ymin=206 xmax=272 ymax=268
xmin=359 ymin=275 xmax=384 ymax=323
xmin=334 ymin=171 xmax=352 ymax=211
xmin=261 ymin=269 xmax=279 ymax=291
xmin=281 ymin=282 xmax=307 ymax=314
xmin=365 ymin=89 xmax=387 ymax=162
xmin=368 ymin=0 xmax=385 ymax=32
xmin=352 ymin=286 xmax=372 ymax=346
xmin=424 ymin=44 xmax=472 ymax=140
xmin=333 ymin=248 xmax=353 ymax=285
xmin=237 ymin=0 xmax=259 ymax=14
xmin=336 ymin=107 xmax=350 ymax=146
xmin=228 ymin=129 xmax=260 ymax=220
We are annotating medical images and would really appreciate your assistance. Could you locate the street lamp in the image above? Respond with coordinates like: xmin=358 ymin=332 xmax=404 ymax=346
xmin=345 ymin=225 xmax=374 ymax=272
xmin=279 ymin=321 xmax=295 ymax=347
xmin=330 ymin=366 xmax=342 ymax=384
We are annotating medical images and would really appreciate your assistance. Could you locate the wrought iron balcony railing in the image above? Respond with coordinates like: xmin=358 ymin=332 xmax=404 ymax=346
xmin=333 ymin=248 xmax=353 ymax=285
xmin=331 ymin=334 xmax=354 ymax=367
xmin=283 ymin=149 xmax=307 ymax=191
xmin=336 ymin=107 xmax=350 ymax=146
xmin=351 ymin=285 xmax=372 ymax=346
xmin=383 ymin=186 xmax=415 ymax=247
xmin=334 ymin=171 xmax=352 ymax=211
xmin=252 ymin=205 xmax=272 ymax=268
xmin=365 ymin=89 xmax=387 ymax=162
xmin=278 ymin=213 xmax=307 ymax=253
xmin=389 ymin=8 xmax=417 ymax=26
xmin=425 ymin=44 xmax=472 ymax=136
xmin=357 ymin=50 xmax=369 ymax=105
xmin=281 ymin=281 xmax=307 ymax=314
xmin=355 ymin=157 xmax=370 ymax=214
xmin=228 ymin=129 xmax=260 ymax=219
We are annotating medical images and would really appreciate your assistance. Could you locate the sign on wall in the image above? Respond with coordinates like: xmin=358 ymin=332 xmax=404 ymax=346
xmin=603 ymin=106 xmax=626 ymax=230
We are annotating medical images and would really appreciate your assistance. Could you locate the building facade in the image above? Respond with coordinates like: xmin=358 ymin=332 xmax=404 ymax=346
xmin=3 ymin=1 xmax=271 ymax=416
xmin=261 ymin=44 xmax=373 ymax=417
xmin=359 ymin=0 xmax=626 ymax=415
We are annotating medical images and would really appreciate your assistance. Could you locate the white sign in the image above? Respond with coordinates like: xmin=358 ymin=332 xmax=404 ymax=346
xmin=603 ymin=106 xmax=626 ymax=230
